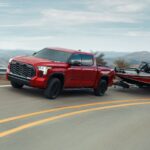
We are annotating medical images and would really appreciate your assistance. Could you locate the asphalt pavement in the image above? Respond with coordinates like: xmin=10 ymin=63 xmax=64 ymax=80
xmin=0 ymin=84 xmax=150 ymax=150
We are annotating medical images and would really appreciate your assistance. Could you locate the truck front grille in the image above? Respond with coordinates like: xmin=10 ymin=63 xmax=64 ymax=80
xmin=10 ymin=61 xmax=36 ymax=78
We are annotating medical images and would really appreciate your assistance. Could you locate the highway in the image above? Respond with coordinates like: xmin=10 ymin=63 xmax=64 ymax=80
xmin=0 ymin=84 xmax=150 ymax=150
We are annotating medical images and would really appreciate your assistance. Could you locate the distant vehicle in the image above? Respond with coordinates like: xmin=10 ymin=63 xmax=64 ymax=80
xmin=6 ymin=47 xmax=115 ymax=99
xmin=115 ymin=62 xmax=150 ymax=88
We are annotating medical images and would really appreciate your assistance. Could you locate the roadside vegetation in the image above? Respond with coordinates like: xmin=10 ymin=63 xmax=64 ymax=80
xmin=114 ymin=58 xmax=130 ymax=68
xmin=91 ymin=51 xmax=107 ymax=66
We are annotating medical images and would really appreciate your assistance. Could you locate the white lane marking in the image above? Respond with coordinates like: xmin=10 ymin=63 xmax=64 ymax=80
xmin=0 ymin=85 xmax=11 ymax=87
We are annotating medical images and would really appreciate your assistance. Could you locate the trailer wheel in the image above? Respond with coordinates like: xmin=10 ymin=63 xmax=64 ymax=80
xmin=94 ymin=79 xmax=108 ymax=96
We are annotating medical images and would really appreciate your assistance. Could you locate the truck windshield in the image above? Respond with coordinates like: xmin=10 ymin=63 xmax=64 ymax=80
xmin=33 ymin=49 xmax=72 ymax=62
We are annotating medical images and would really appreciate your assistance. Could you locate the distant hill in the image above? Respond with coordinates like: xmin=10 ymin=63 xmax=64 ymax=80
xmin=0 ymin=58 xmax=8 ymax=67
xmin=103 ymin=51 xmax=129 ymax=66
xmin=0 ymin=49 xmax=149 ymax=68
xmin=103 ymin=51 xmax=129 ymax=58
xmin=104 ymin=51 xmax=150 ymax=66
xmin=0 ymin=49 xmax=35 ymax=67
xmin=124 ymin=51 xmax=150 ymax=64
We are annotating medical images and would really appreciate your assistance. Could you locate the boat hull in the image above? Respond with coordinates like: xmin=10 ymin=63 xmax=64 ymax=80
xmin=116 ymin=73 xmax=150 ymax=86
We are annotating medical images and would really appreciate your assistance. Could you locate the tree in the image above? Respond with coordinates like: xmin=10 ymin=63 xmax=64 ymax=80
xmin=91 ymin=50 xmax=107 ymax=66
xmin=114 ymin=58 xmax=130 ymax=68
xmin=96 ymin=53 xmax=107 ymax=66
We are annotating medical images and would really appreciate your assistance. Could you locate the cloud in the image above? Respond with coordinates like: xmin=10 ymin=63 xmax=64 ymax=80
xmin=0 ymin=36 xmax=55 ymax=49
xmin=42 ymin=9 xmax=137 ymax=26
xmin=126 ymin=31 xmax=150 ymax=37
xmin=85 ymin=0 xmax=147 ymax=13
xmin=0 ymin=2 xmax=9 ymax=7
xmin=17 ymin=36 xmax=54 ymax=41
xmin=0 ymin=0 xmax=149 ymax=51
xmin=0 ymin=35 xmax=54 ymax=41
xmin=0 ymin=0 xmax=147 ymax=28
xmin=0 ymin=23 xmax=38 ymax=28
xmin=115 ymin=4 xmax=145 ymax=13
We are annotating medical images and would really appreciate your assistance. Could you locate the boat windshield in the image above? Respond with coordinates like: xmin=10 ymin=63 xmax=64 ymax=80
xmin=139 ymin=62 xmax=150 ymax=73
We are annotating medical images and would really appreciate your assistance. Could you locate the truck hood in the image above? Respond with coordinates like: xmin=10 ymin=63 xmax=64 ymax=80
xmin=13 ymin=56 xmax=68 ymax=67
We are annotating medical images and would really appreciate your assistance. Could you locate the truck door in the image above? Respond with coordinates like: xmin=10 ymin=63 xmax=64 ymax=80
xmin=65 ymin=54 xmax=82 ymax=88
xmin=81 ymin=54 xmax=97 ymax=87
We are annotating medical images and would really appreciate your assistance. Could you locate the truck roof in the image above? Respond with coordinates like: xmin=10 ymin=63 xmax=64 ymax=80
xmin=46 ymin=47 xmax=93 ymax=55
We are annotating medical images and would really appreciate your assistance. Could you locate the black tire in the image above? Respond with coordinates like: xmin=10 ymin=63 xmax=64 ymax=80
xmin=94 ymin=79 xmax=108 ymax=96
xmin=44 ymin=78 xmax=62 ymax=99
xmin=11 ymin=81 xmax=23 ymax=89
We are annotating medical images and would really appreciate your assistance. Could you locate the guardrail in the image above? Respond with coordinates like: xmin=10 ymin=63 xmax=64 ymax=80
xmin=0 ymin=68 xmax=7 ymax=75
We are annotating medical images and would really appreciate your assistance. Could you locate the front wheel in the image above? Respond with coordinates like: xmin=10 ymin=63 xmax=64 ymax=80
xmin=11 ymin=81 xmax=24 ymax=89
xmin=94 ymin=79 xmax=108 ymax=96
xmin=44 ymin=78 xmax=62 ymax=99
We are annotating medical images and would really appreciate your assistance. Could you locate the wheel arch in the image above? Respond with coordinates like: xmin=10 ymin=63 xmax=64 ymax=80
xmin=94 ymin=75 xmax=109 ymax=89
xmin=101 ymin=76 xmax=109 ymax=84
xmin=47 ymin=73 xmax=65 ymax=88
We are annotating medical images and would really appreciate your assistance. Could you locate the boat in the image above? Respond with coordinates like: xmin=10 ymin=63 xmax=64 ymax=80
xmin=115 ymin=62 xmax=150 ymax=88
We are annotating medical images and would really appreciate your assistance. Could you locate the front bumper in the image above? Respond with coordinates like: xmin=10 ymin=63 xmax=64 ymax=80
xmin=8 ymin=73 xmax=30 ymax=85
xmin=7 ymin=73 xmax=47 ymax=88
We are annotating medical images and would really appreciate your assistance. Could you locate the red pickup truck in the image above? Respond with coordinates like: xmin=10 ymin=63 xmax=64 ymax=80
xmin=6 ymin=48 xmax=115 ymax=99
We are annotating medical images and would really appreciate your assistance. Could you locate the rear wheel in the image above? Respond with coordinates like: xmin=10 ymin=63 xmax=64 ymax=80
xmin=94 ymin=79 xmax=108 ymax=96
xmin=11 ymin=81 xmax=24 ymax=89
xmin=44 ymin=78 xmax=62 ymax=99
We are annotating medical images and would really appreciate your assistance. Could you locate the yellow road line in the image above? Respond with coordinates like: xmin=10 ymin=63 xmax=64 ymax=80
xmin=1 ymin=101 xmax=150 ymax=138
xmin=0 ymin=98 xmax=150 ymax=124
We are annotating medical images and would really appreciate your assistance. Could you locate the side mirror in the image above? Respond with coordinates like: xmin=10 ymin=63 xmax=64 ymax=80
xmin=69 ymin=61 xmax=81 ymax=66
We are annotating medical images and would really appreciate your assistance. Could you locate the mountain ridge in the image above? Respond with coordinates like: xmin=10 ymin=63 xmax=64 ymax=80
xmin=0 ymin=49 xmax=149 ymax=67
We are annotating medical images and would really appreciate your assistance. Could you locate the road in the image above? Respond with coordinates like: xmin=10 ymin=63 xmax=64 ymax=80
xmin=0 ymin=84 xmax=150 ymax=150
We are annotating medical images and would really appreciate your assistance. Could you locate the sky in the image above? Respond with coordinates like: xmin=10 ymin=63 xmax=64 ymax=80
xmin=0 ymin=0 xmax=150 ymax=52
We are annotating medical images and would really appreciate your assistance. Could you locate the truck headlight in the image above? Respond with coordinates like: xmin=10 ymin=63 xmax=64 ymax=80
xmin=37 ymin=66 xmax=52 ymax=75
